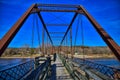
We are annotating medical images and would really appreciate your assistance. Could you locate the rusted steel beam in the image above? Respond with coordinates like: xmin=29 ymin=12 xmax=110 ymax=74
xmin=60 ymin=13 xmax=78 ymax=45
xmin=0 ymin=4 xmax=36 ymax=56
xmin=70 ymin=26 xmax=73 ymax=58
xmin=37 ymin=12 xmax=53 ymax=45
xmin=42 ymin=26 xmax=45 ymax=54
xmin=31 ymin=8 xmax=83 ymax=13
xmin=36 ymin=4 xmax=79 ymax=8
xmin=80 ymin=6 xmax=120 ymax=61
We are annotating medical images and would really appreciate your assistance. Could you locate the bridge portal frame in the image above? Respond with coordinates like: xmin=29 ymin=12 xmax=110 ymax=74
xmin=0 ymin=4 xmax=120 ymax=61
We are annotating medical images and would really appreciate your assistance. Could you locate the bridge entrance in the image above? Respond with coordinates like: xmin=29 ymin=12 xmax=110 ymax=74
xmin=0 ymin=4 xmax=120 ymax=80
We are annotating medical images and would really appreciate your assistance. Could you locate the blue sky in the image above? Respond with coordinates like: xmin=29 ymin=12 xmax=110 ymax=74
xmin=0 ymin=0 xmax=120 ymax=47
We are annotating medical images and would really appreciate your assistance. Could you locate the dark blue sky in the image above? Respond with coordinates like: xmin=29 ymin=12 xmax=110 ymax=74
xmin=0 ymin=0 xmax=120 ymax=47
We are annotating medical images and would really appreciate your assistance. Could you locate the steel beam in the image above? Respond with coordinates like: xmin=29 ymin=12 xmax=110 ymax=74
xmin=37 ymin=4 xmax=79 ymax=8
xmin=42 ymin=26 xmax=45 ymax=54
xmin=80 ymin=6 xmax=120 ymax=61
xmin=31 ymin=8 xmax=83 ymax=13
xmin=60 ymin=13 xmax=78 ymax=45
xmin=0 ymin=4 xmax=36 ymax=56
xmin=70 ymin=25 xmax=73 ymax=58
xmin=37 ymin=12 xmax=53 ymax=45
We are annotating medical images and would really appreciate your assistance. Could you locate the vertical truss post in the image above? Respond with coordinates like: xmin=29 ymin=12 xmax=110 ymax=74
xmin=80 ymin=6 xmax=120 ymax=61
xmin=46 ymin=35 xmax=48 ymax=54
xmin=42 ymin=27 xmax=45 ymax=54
xmin=70 ymin=27 xmax=73 ymax=58
xmin=0 ymin=4 xmax=36 ymax=56
xmin=51 ymin=46 xmax=53 ymax=55
xmin=66 ymin=36 xmax=67 ymax=56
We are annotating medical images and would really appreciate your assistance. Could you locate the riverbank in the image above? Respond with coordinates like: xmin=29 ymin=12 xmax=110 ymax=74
xmin=71 ymin=54 xmax=115 ymax=59
xmin=1 ymin=53 xmax=116 ymax=59
xmin=1 ymin=54 xmax=41 ymax=58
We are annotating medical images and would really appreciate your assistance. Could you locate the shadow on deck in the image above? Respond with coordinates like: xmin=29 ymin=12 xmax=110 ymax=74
xmin=50 ymin=55 xmax=73 ymax=80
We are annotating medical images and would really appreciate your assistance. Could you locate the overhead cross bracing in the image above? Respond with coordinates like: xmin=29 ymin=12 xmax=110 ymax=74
xmin=0 ymin=3 xmax=120 ymax=62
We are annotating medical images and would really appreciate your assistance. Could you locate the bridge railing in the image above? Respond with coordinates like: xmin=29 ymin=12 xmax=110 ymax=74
xmin=59 ymin=54 xmax=87 ymax=80
xmin=24 ymin=57 xmax=51 ymax=80
xmin=73 ymin=58 xmax=120 ymax=79
xmin=0 ymin=60 xmax=34 ymax=80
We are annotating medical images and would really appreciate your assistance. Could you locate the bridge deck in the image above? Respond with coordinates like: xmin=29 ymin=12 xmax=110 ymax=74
xmin=51 ymin=55 xmax=73 ymax=80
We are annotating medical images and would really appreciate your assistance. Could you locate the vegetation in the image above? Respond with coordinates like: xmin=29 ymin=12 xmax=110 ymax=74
xmin=60 ymin=46 xmax=114 ymax=58
xmin=1 ymin=46 xmax=114 ymax=58
xmin=1 ymin=48 xmax=40 ymax=57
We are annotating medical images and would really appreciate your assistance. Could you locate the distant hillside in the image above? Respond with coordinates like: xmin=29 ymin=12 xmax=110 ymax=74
xmin=60 ymin=46 xmax=112 ymax=55
xmin=2 ymin=48 xmax=38 ymax=57
xmin=1 ymin=46 xmax=113 ymax=57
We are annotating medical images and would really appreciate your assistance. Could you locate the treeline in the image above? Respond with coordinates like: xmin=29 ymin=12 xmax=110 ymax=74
xmin=60 ymin=46 xmax=112 ymax=55
xmin=2 ymin=48 xmax=39 ymax=57
xmin=2 ymin=46 xmax=113 ymax=57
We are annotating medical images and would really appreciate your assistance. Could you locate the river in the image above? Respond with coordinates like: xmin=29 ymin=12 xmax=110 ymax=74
xmin=0 ymin=58 xmax=33 ymax=71
xmin=0 ymin=58 xmax=120 ymax=71
xmin=89 ymin=58 xmax=120 ymax=68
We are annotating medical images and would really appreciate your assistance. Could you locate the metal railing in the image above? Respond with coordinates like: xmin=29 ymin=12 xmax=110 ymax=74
xmin=59 ymin=54 xmax=81 ymax=80
xmin=0 ymin=60 xmax=34 ymax=80
xmin=73 ymin=58 xmax=120 ymax=79
xmin=24 ymin=57 xmax=51 ymax=80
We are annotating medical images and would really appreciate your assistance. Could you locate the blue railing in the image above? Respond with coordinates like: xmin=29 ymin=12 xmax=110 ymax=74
xmin=0 ymin=60 xmax=34 ymax=80
xmin=73 ymin=58 xmax=120 ymax=79
xmin=25 ymin=57 xmax=51 ymax=80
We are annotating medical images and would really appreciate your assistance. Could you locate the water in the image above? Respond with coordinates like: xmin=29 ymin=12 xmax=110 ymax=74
xmin=0 ymin=58 xmax=33 ymax=71
xmin=89 ymin=58 xmax=120 ymax=68
xmin=0 ymin=58 xmax=120 ymax=71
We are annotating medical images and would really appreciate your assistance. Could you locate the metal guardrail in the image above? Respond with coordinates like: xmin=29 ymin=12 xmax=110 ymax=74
xmin=0 ymin=60 xmax=34 ymax=80
xmin=24 ymin=57 xmax=51 ymax=80
xmin=59 ymin=54 xmax=120 ymax=80
xmin=73 ymin=58 xmax=120 ymax=79
xmin=59 ymin=54 xmax=80 ymax=80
